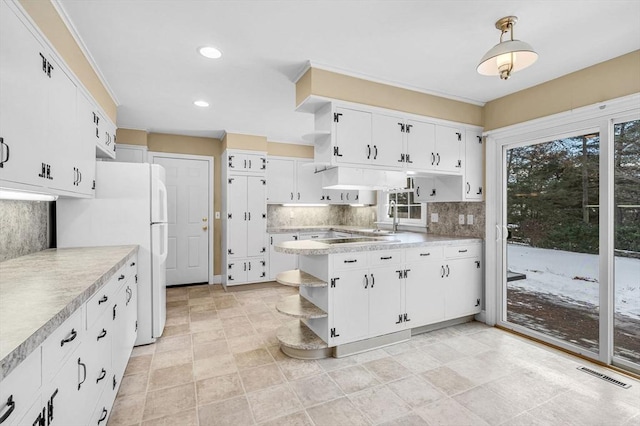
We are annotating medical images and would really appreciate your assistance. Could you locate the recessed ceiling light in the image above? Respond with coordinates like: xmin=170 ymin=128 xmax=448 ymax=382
xmin=194 ymin=100 xmax=209 ymax=107
xmin=198 ymin=46 xmax=222 ymax=59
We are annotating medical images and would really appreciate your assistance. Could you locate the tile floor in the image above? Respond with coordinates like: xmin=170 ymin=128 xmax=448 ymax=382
xmin=108 ymin=283 xmax=640 ymax=426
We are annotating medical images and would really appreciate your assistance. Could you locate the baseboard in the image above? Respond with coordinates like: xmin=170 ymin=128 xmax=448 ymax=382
xmin=212 ymin=275 xmax=221 ymax=284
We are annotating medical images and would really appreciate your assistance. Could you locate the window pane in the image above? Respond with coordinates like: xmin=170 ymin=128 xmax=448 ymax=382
xmin=614 ymin=119 xmax=640 ymax=366
xmin=409 ymin=206 xmax=421 ymax=219
xmin=505 ymin=133 xmax=600 ymax=353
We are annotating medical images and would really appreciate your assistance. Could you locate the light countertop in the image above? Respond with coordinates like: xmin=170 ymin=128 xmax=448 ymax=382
xmin=274 ymin=229 xmax=481 ymax=255
xmin=0 ymin=245 xmax=138 ymax=381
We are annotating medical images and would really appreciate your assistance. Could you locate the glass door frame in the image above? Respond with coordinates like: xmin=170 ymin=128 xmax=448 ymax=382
xmin=484 ymin=94 xmax=640 ymax=373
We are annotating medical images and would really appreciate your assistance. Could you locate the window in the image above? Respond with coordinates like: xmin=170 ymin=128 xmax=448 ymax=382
xmin=377 ymin=178 xmax=426 ymax=226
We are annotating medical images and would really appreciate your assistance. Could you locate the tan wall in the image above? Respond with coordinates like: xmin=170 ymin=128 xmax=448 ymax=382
xmin=484 ymin=50 xmax=640 ymax=130
xmin=222 ymin=133 xmax=268 ymax=151
xmin=297 ymin=68 xmax=484 ymax=126
xmin=19 ymin=0 xmax=117 ymax=122
xmin=123 ymin=132 xmax=223 ymax=276
xmin=267 ymin=142 xmax=313 ymax=158
xmin=115 ymin=128 xmax=147 ymax=146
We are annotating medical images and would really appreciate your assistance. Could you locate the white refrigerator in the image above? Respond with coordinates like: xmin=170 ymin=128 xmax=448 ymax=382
xmin=56 ymin=162 xmax=168 ymax=345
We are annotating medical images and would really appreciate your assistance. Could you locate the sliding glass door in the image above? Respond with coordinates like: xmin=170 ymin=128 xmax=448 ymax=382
xmin=613 ymin=119 xmax=640 ymax=366
xmin=488 ymin=101 xmax=639 ymax=374
xmin=504 ymin=132 xmax=601 ymax=355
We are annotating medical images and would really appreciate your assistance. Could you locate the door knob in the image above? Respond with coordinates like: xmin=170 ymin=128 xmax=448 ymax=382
xmin=202 ymin=226 xmax=208 ymax=231
xmin=202 ymin=217 xmax=208 ymax=222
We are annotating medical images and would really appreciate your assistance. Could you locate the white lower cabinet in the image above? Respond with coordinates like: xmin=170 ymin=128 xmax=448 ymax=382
xmin=227 ymin=259 xmax=266 ymax=284
xmin=317 ymin=242 xmax=482 ymax=346
xmin=0 ymin=257 xmax=138 ymax=426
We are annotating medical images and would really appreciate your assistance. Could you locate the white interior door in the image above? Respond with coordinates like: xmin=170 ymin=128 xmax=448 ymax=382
xmin=153 ymin=156 xmax=210 ymax=286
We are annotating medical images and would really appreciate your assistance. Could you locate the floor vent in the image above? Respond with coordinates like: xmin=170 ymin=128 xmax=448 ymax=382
xmin=577 ymin=367 xmax=631 ymax=389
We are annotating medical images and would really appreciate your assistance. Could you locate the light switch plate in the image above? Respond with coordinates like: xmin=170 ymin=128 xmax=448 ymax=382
xmin=215 ymin=211 xmax=220 ymax=219
xmin=459 ymin=214 xmax=465 ymax=225
xmin=467 ymin=214 xmax=474 ymax=225
xmin=431 ymin=213 xmax=438 ymax=223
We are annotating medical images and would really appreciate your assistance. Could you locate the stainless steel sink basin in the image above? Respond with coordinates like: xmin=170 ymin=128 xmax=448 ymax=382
xmin=318 ymin=237 xmax=398 ymax=245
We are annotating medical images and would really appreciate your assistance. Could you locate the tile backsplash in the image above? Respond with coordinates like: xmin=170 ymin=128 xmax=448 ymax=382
xmin=0 ymin=200 xmax=51 ymax=262
xmin=267 ymin=205 xmax=377 ymax=228
xmin=427 ymin=202 xmax=485 ymax=238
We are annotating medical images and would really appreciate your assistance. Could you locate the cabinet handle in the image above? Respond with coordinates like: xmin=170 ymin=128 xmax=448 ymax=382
xmin=343 ymin=259 xmax=357 ymax=263
xmin=60 ymin=328 xmax=77 ymax=346
xmin=98 ymin=295 xmax=108 ymax=305
xmin=311 ymin=235 xmax=318 ymax=238
xmin=290 ymin=192 xmax=294 ymax=200
xmin=248 ymin=212 xmax=251 ymax=220
xmin=113 ymin=375 xmax=118 ymax=390
xmin=97 ymin=328 xmax=107 ymax=340
xmin=270 ymin=236 xmax=273 ymax=245
xmin=431 ymin=153 xmax=435 ymax=165
xmin=113 ymin=304 xmax=117 ymax=320
xmin=436 ymin=153 xmax=440 ymax=165
xmin=419 ymin=253 xmax=430 ymax=256
xmin=78 ymin=358 xmax=87 ymax=390
xmin=416 ymin=186 xmax=420 ymax=197
xmin=370 ymin=273 xmax=375 ymax=288
xmin=440 ymin=266 xmax=445 ymax=278
xmin=244 ymin=159 xmax=247 ymax=169
xmin=297 ymin=192 xmax=300 ymax=200
xmin=446 ymin=265 xmax=450 ymax=277
xmin=380 ymin=256 xmax=392 ymax=260
xmin=374 ymin=145 xmax=378 ymax=159
xmin=97 ymin=408 xmax=108 ymax=425
xmin=96 ymin=369 xmax=107 ymax=383
xmin=248 ymin=262 xmax=251 ymax=271
xmin=118 ymin=274 xmax=125 ymax=281
xmin=466 ymin=182 xmax=471 ymax=194
xmin=248 ymin=159 xmax=252 ymax=169
xmin=244 ymin=212 xmax=247 ymax=221
xmin=0 ymin=395 xmax=15 ymax=424
xmin=0 ymin=137 xmax=9 ymax=168
xmin=367 ymin=145 xmax=371 ymax=159
xmin=364 ymin=274 xmax=369 ymax=289
xmin=458 ymin=249 xmax=468 ymax=253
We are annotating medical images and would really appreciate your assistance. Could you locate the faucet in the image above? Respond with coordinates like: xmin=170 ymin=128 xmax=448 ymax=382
xmin=389 ymin=200 xmax=398 ymax=232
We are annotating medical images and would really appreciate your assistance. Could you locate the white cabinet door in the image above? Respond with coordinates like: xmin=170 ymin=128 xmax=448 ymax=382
xmin=268 ymin=233 xmax=298 ymax=280
xmin=246 ymin=258 xmax=266 ymax=282
xmin=435 ymin=125 xmax=464 ymax=173
xmin=334 ymin=107 xmax=371 ymax=165
xmin=0 ymin=3 xmax=48 ymax=189
xmin=405 ymin=260 xmax=445 ymax=326
xmin=331 ymin=268 xmax=369 ymax=344
xmin=368 ymin=265 xmax=404 ymax=336
xmin=465 ymin=130 xmax=484 ymax=200
xmin=73 ymin=91 xmax=96 ymax=195
xmin=245 ymin=153 xmax=266 ymax=173
xmin=295 ymin=160 xmax=323 ymax=203
xmin=444 ymin=257 xmax=482 ymax=319
xmin=266 ymin=158 xmax=295 ymax=203
xmin=414 ymin=176 xmax=463 ymax=202
xmin=46 ymin=55 xmax=77 ymax=193
xmin=405 ymin=120 xmax=435 ymax=171
xmin=227 ymin=176 xmax=248 ymax=258
xmin=226 ymin=260 xmax=246 ymax=284
xmin=246 ymin=176 xmax=266 ymax=257
xmin=372 ymin=113 xmax=404 ymax=168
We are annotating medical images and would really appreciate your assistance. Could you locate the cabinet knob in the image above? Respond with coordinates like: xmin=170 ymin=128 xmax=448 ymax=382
xmin=202 ymin=217 xmax=208 ymax=222
xmin=202 ymin=226 xmax=208 ymax=231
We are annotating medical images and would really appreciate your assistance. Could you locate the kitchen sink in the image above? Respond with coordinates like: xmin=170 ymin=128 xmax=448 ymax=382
xmin=318 ymin=237 xmax=399 ymax=245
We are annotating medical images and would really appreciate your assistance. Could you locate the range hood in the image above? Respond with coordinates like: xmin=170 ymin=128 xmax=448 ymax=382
xmin=320 ymin=167 xmax=406 ymax=191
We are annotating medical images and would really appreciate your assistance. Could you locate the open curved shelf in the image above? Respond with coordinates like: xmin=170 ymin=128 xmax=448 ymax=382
xmin=276 ymin=295 xmax=327 ymax=319
xmin=277 ymin=321 xmax=331 ymax=359
xmin=276 ymin=269 xmax=327 ymax=288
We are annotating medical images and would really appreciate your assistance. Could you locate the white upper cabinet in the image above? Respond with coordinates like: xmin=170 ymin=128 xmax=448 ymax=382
xmin=371 ymin=113 xmax=404 ymax=168
xmin=266 ymin=157 xmax=295 ymax=203
xmin=464 ymin=130 xmax=484 ymax=200
xmin=405 ymin=120 xmax=436 ymax=171
xmin=228 ymin=152 xmax=266 ymax=173
xmin=333 ymin=107 xmax=372 ymax=165
xmin=0 ymin=0 xmax=113 ymax=197
xmin=295 ymin=159 xmax=324 ymax=203
xmin=434 ymin=125 xmax=464 ymax=173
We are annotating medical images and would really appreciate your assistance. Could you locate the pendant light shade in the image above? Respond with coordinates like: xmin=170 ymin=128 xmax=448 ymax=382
xmin=477 ymin=16 xmax=538 ymax=80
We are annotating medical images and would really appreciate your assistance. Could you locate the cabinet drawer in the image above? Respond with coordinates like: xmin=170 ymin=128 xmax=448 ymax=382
xmin=445 ymin=244 xmax=482 ymax=259
xmin=86 ymin=268 xmax=121 ymax=329
xmin=405 ymin=246 xmax=444 ymax=263
xmin=0 ymin=347 xmax=41 ymax=426
xmin=333 ymin=252 xmax=368 ymax=271
xmin=42 ymin=308 xmax=83 ymax=383
xmin=368 ymin=249 xmax=403 ymax=266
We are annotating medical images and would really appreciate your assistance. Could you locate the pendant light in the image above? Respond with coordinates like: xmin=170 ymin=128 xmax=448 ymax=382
xmin=477 ymin=16 xmax=538 ymax=80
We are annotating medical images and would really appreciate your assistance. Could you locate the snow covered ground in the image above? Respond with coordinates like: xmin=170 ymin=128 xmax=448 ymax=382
xmin=507 ymin=245 xmax=640 ymax=319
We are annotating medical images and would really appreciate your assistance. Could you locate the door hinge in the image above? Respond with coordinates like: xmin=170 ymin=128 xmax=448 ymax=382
xmin=398 ymin=153 xmax=405 ymax=163
xmin=396 ymin=270 xmax=403 ymax=279
xmin=228 ymin=249 xmax=234 ymax=255
xmin=333 ymin=112 xmax=343 ymax=122
xmin=261 ymin=179 xmax=266 ymax=185
xmin=475 ymin=299 xmax=481 ymax=307
xmin=228 ymin=263 xmax=233 ymax=269
xmin=261 ymin=157 xmax=267 ymax=169
xmin=404 ymin=269 xmax=410 ymax=278
xmin=475 ymin=261 xmax=481 ymax=269
xmin=456 ymin=132 xmax=462 ymax=141
xmin=477 ymin=135 xmax=482 ymax=144
xmin=261 ymin=272 xmax=266 ymax=277
xmin=477 ymin=187 xmax=483 ymax=195
xmin=228 ymin=213 xmax=232 ymax=219
xmin=406 ymin=124 xmax=413 ymax=133
xmin=92 ymin=180 xmax=96 ymax=190
xmin=260 ymin=247 xmax=266 ymax=253
xmin=228 ymin=275 xmax=234 ymax=281
xmin=228 ymin=156 xmax=234 ymax=168
xmin=406 ymin=153 xmax=412 ymax=164
xmin=395 ymin=314 xmax=403 ymax=324
xmin=398 ymin=122 xmax=405 ymax=132
xmin=456 ymin=159 xmax=462 ymax=168
xmin=403 ymin=313 xmax=410 ymax=322
xmin=430 ymin=189 xmax=437 ymax=197
xmin=330 ymin=277 xmax=339 ymax=288
xmin=330 ymin=328 xmax=340 ymax=338
xmin=228 ymin=178 xmax=234 ymax=184
xmin=333 ymin=146 xmax=342 ymax=157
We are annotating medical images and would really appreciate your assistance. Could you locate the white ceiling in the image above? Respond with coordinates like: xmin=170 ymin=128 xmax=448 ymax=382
xmin=56 ymin=0 xmax=640 ymax=144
